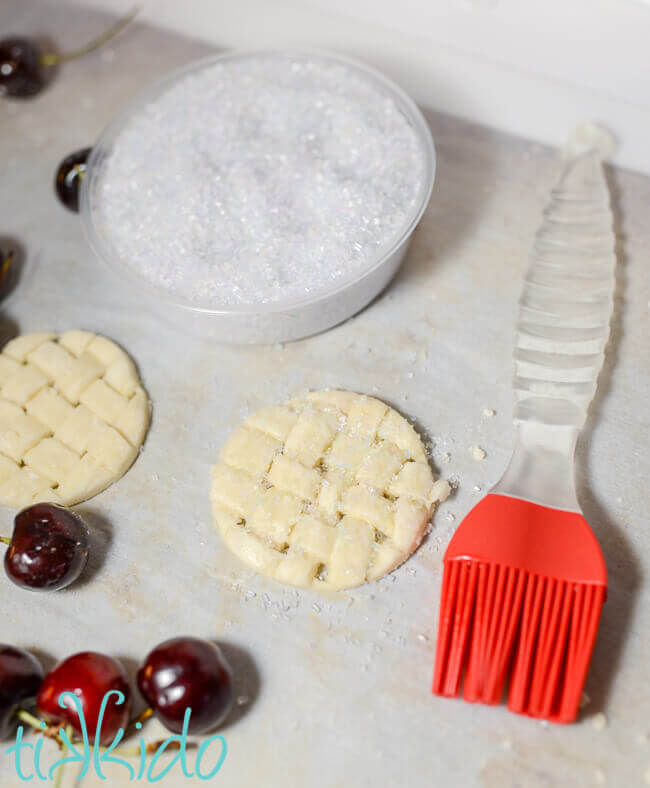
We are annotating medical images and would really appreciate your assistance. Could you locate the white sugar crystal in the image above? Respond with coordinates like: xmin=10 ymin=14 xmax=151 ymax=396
xmin=92 ymin=53 xmax=427 ymax=307
xmin=471 ymin=445 xmax=486 ymax=461
xmin=592 ymin=712 xmax=607 ymax=731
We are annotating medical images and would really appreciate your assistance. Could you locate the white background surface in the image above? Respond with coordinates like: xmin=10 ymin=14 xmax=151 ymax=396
xmin=62 ymin=0 xmax=650 ymax=174
xmin=1 ymin=3 xmax=650 ymax=786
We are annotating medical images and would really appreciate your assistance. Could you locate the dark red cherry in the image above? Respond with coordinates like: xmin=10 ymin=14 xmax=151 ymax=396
xmin=0 ymin=38 xmax=45 ymax=98
xmin=2 ymin=11 xmax=139 ymax=101
xmin=4 ymin=503 xmax=89 ymax=592
xmin=55 ymin=147 xmax=92 ymax=213
xmin=0 ymin=645 xmax=43 ymax=739
xmin=137 ymin=638 xmax=233 ymax=735
xmin=37 ymin=652 xmax=131 ymax=745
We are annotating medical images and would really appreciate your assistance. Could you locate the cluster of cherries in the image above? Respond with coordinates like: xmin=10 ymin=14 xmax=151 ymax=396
xmin=0 ymin=504 xmax=234 ymax=745
xmin=0 ymin=637 xmax=234 ymax=746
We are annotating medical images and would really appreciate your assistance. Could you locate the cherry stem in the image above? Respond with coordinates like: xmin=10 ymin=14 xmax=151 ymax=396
xmin=15 ymin=706 xmax=189 ymax=763
xmin=0 ymin=251 xmax=13 ymax=284
xmin=0 ymin=535 xmax=10 ymax=545
xmin=39 ymin=6 xmax=141 ymax=67
xmin=129 ymin=706 xmax=153 ymax=730
xmin=15 ymin=708 xmax=44 ymax=731
xmin=53 ymin=724 xmax=72 ymax=788
xmin=15 ymin=708 xmax=65 ymax=749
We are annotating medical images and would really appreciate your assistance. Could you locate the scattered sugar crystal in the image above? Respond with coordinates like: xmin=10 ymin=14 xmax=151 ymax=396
xmin=592 ymin=712 xmax=607 ymax=731
xmin=580 ymin=691 xmax=591 ymax=709
xmin=471 ymin=445 xmax=486 ymax=461
xmin=417 ymin=633 xmax=428 ymax=642
xmin=92 ymin=53 xmax=428 ymax=307
xmin=236 ymin=695 xmax=249 ymax=706
xmin=483 ymin=408 xmax=496 ymax=417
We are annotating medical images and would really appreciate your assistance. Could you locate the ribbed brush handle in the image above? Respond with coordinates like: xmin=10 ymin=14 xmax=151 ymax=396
xmin=494 ymin=126 xmax=616 ymax=511
xmin=513 ymin=129 xmax=616 ymax=429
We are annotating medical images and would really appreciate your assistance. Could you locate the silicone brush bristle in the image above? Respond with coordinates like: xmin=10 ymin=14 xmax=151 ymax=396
xmin=433 ymin=559 xmax=605 ymax=722
xmin=432 ymin=494 xmax=607 ymax=723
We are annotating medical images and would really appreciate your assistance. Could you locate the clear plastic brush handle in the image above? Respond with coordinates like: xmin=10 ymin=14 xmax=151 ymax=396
xmin=493 ymin=125 xmax=617 ymax=512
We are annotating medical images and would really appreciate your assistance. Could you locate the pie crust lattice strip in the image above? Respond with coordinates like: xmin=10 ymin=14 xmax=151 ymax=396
xmin=211 ymin=391 xmax=450 ymax=590
xmin=0 ymin=331 xmax=150 ymax=507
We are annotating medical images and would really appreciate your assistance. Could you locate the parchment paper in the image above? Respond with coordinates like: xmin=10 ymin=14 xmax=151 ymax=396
xmin=1 ymin=4 xmax=649 ymax=786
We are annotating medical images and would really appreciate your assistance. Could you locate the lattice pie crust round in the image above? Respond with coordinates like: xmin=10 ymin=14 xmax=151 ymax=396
xmin=0 ymin=331 xmax=150 ymax=507
xmin=211 ymin=391 xmax=449 ymax=590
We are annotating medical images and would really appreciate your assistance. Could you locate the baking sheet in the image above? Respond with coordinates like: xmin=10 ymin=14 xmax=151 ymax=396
xmin=1 ymin=4 xmax=649 ymax=786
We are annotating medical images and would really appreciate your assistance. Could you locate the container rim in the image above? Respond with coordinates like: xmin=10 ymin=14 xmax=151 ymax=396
xmin=80 ymin=47 xmax=436 ymax=316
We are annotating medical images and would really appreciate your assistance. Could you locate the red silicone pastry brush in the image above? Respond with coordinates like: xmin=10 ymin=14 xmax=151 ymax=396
xmin=432 ymin=126 xmax=615 ymax=723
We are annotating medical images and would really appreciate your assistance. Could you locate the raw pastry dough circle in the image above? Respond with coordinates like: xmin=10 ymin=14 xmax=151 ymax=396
xmin=0 ymin=331 xmax=150 ymax=507
xmin=211 ymin=390 xmax=449 ymax=590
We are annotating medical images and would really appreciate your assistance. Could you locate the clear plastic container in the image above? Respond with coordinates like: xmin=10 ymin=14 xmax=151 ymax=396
xmin=79 ymin=50 xmax=435 ymax=344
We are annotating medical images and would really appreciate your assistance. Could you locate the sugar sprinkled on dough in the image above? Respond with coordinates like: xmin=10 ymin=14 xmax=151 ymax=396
xmin=92 ymin=53 xmax=427 ymax=307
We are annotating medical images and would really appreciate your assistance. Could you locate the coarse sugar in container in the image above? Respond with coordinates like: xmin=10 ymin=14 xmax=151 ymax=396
xmin=80 ymin=49 xmax=436 ymax=343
